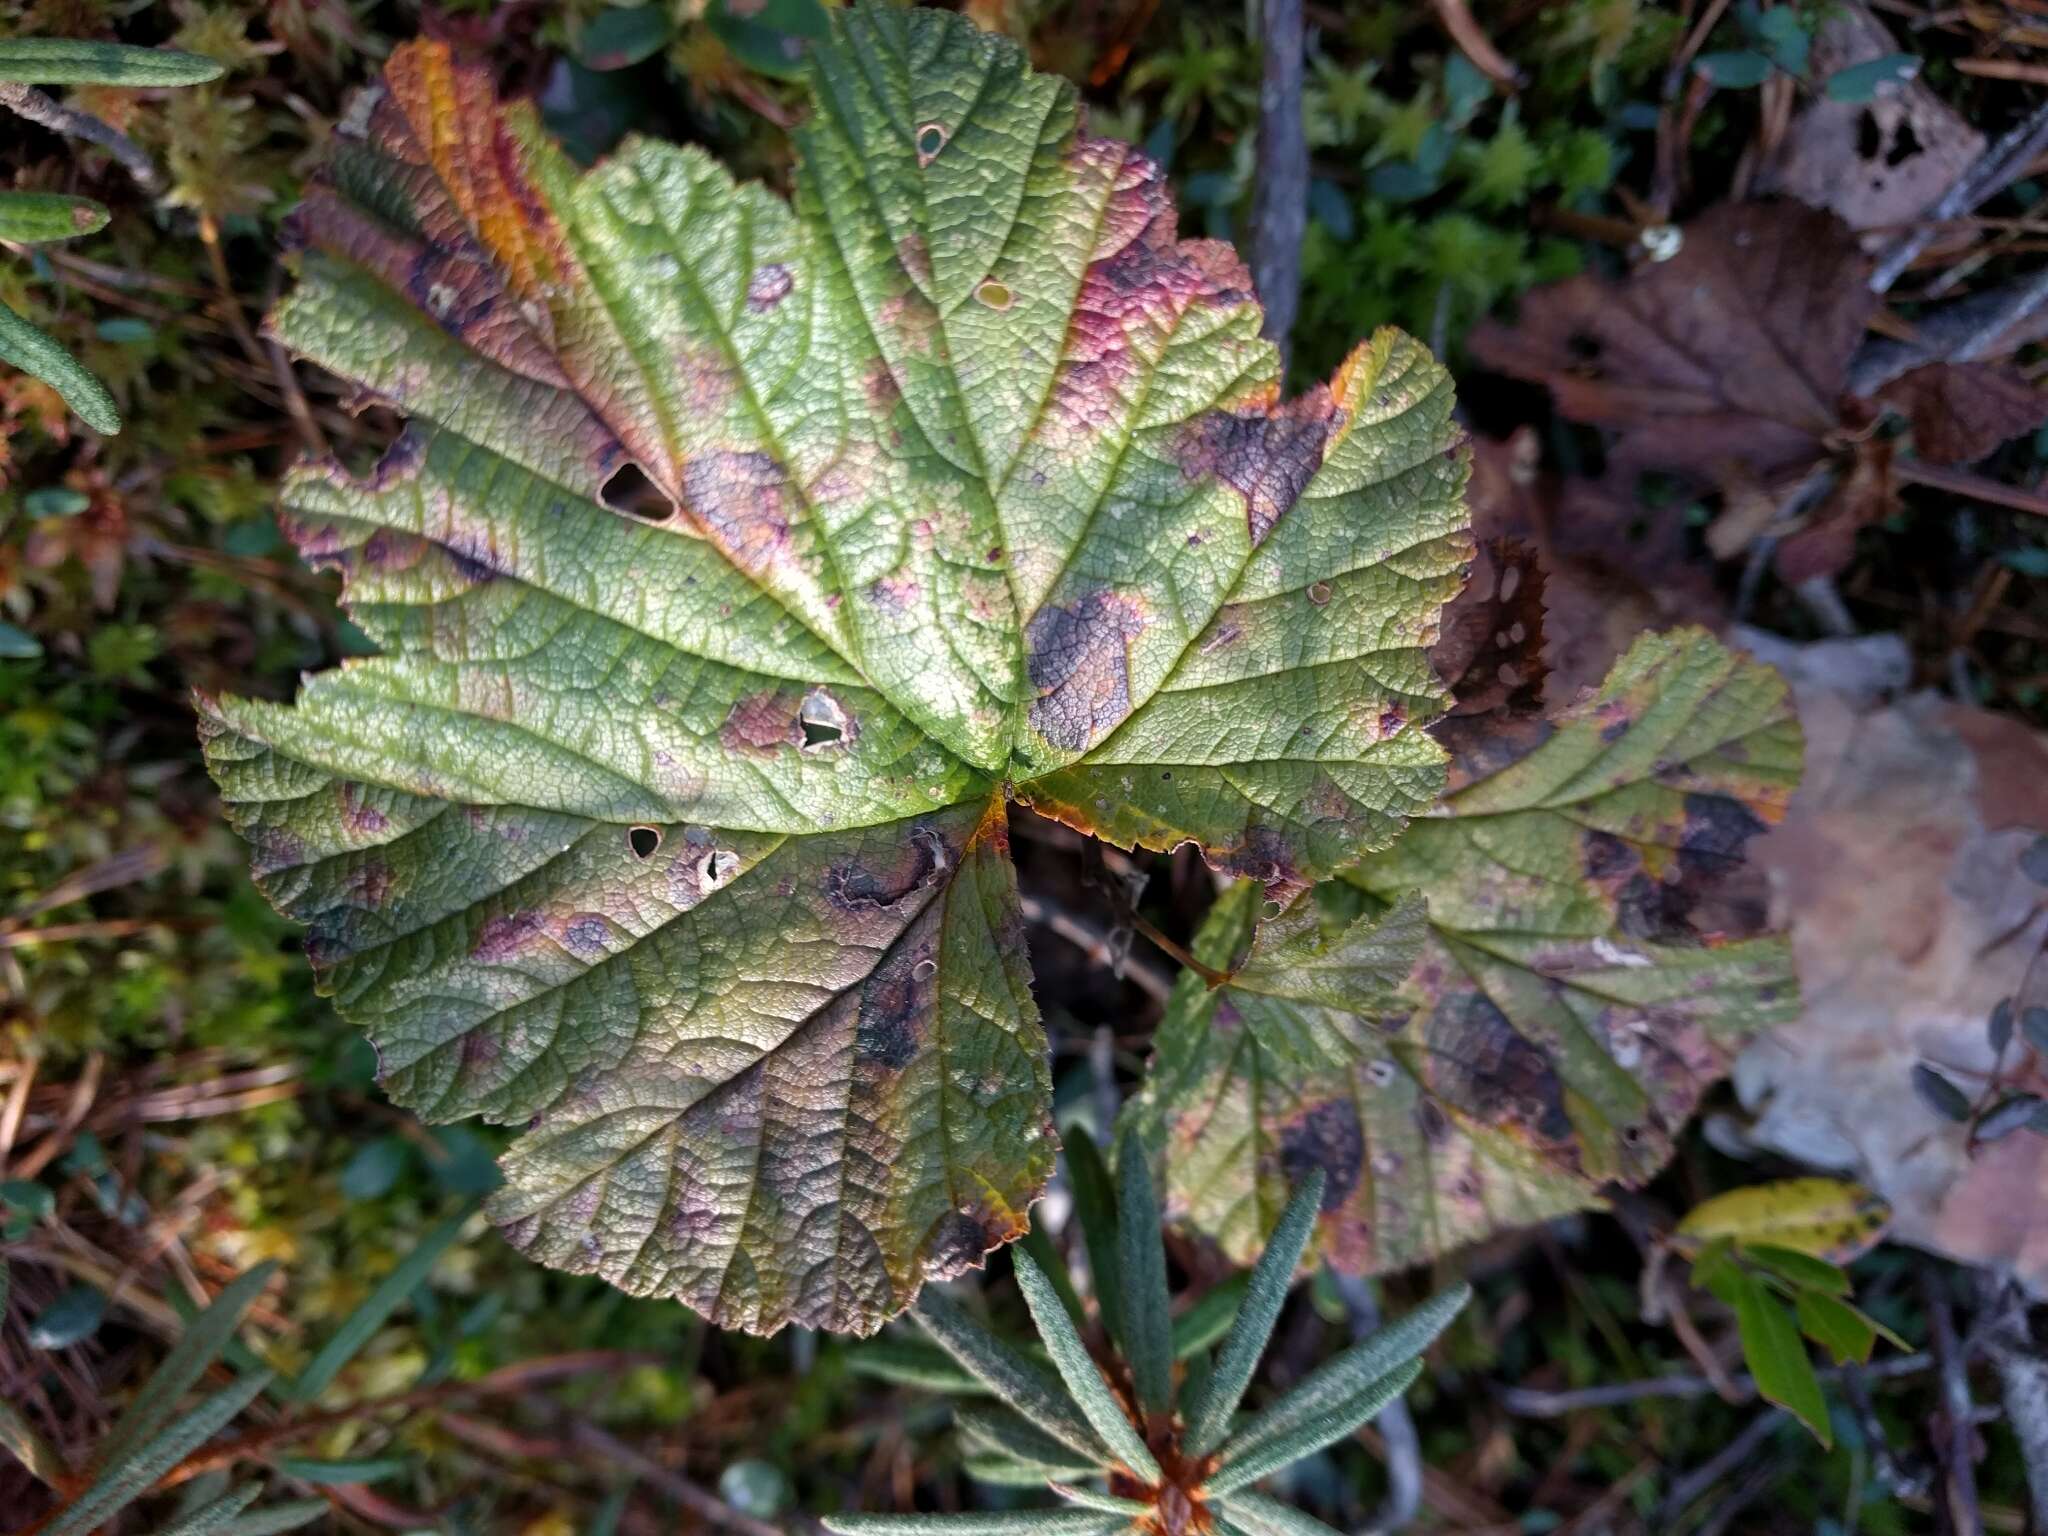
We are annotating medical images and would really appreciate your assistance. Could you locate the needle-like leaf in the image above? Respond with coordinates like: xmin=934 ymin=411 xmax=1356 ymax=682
xmin=913 ymin=1288 xmax=1107 ymax=1466
xmin=1114 ymin=1132 xmax=1175 ymax=1417
xmin=1013 ymin=1249 xmax=1162 ymax=1483
xmin=152 ymin=1485 xmax=261 ymax=1536
xmin=1064 ymin=1134 xmax=1124 ymax=1351
xmin=48 ymin=1371 xmax=274 ymax=1536
xmin=1206 ymin=1358 xmax=1422 ymax=1495
xmin=1216 ymin=1282 xmax=1466 ymax=1471
xmin=1213 ymin=1491 xmax=1349 ymax=1536
xmin=955 ymin=1404 xmax=1109 ymax=1478
xmin=94 ymin=1262 xmax=276 ymax=1473
xmin=1047 ymin=1486 xmax=1153 ymax=1516
xmin=825 ymin=1511 xmax=1132 ymax=1536
xmin=1181 ymin=1171 xmax=1325 ymax=1456
xmin=0 ymin=299 xmax=120 ymax=434
xmin=0 ymin=37 xmax=224 ymax=84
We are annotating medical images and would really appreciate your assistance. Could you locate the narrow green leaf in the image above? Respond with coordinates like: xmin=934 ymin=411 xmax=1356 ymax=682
xmin=151 ymin=1485 xmax=260 ymax=1536
xmin=0 ymin=299 xmax=121 ymax=434
xmin=824 ymin=1511 xmax=1128 ymax=1536
xmin=290 ymin=1204 xmax=473 ymax=1403
xmin=1823 ymin=52 xmax=1919 ymax=103
xmin=274 ymin=1455 xmax=409 ymax=1485
xmin=97 ymin=1263 xmax=277 ymax=1473
xmin=1730 ymin=1271 xmax=1830 ymax=1448
xmin=1063 ymin=1134 xmax=1123 ymax=1350
xmin=913 ymin=1288 xmax=1106 ymax=1466
xmin=955 ymin=1404 xmax=1105 ymax=1480
xmin=1217 ymin=1282 xmax=1467 ymax=1470
xmin=1793 ymin=1290 xmax=1876 ymax=1368
xmin=48 ymin=1371 xmax=275 ymax=1536
xmin=1214 ymin=1491 xmax=1348 ymax=1536
xmin=1170 ymin=1273 xmax=1248 ymax=1362
xmin=0 ymin=1399 xmax=67 ymax=1486
xmin=1048 ymin=1486 xmax=1151 ymax=1516
xmin=848 ymin=1338 xmax=989 ymax=1395
xmin=1114 ymin=1132 xmax=1172 ymax=1417
xmin=1019 ymin=1218 xmax=1087 ymax=1334
xmin=1912 ymin=1065 xmax=1972 ymax=1124
xmin=218 ymin=1501 xmax=332 ymax=1536
xmin=1206 ymin=1358 xmax=1423 ymax=1494
xmin=1695 ymin=50 xmax=1774 ymax=87
xmin=1012 ymin=1249 xmax=1160 ymax=1482
xmin=1182 ymin=1171 xmax=1325 ymax=1457
xmin=0 ymin=191 xmax=109 ymax=243
xmin=0 ymin=38 xmax=224 ymax=85
xmin=1739 ymin=1244 xmax=1849 ymax=1298
xmin=964 ymin=1454 xmax=1085 ymax=1488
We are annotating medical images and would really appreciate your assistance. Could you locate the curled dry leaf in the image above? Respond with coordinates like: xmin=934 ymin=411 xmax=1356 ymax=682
xmin=1136 ymin=629 xmax=1801 ymax=1274
xmin=1734 ymin=674 xmax=2048 ymax=1291
xmin=201 ymin=8 xmax=1473 ymax=1333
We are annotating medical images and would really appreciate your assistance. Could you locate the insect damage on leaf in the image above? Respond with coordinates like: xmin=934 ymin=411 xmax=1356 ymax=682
xmin=1132 ymin=629 xmax=1802 ymax=1276
xmin=202 ymin=5 xmax=1473 ymax=1333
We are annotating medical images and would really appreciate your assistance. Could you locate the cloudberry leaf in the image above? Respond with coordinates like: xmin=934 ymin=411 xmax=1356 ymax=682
xmin=1136 ymin=631 xmax=1800 ymax=1272
xmin=201 ymin=7 xmax=1471 ymax=1334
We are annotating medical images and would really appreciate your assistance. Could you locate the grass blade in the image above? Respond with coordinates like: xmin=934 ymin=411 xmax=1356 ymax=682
xmin=0 ymin=38 xmax=224 ymax=85
xmin=290 ymin=1203 xmax=473 ymax=1403
xmin=913 ymin=1287 xmax=1107 ymax=1466
xmin=48 ymin=1370 xmax=274 ymax=1536
xmin=1114 ymin=1132 xmax=1172 ymax=1416
xmin=1205 ymin=1358 xmax=1422 ymax=1495
xmin=0 ymin=300 xmax=120 ymax=434
xmin=1216 ymin=1282 xmax=1466 ymax=1470
xmin=97 ymin=1262 xmax=277 ymax=1473
xmin=1063 ymin=1133 xmax=1122 ymax=1350
xmin=1013 ymin=1249 xmax=1161 ymax=1483
xmin=826 ymin=1513 xmax=1130 ymax=1536
xmin=1181 ymin=1172 xmax=1324 ymax=1457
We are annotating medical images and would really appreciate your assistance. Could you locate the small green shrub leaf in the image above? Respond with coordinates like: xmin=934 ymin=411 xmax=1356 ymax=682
xmin=0 ymin=299 xmax=121 ymax=434
xmin=1729 ymin=1270 xmax=1830 ymax=1446
xmin=0 ymin=191 xmax=110 ymax=243
xmin=0 ymin=37 xmax=225 ymax=85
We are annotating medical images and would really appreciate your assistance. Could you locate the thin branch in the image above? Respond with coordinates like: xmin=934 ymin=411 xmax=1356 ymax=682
xmin=1495 ymin=1349 xmax=1935 ymax=1416
xmin=1251 ymin=0 xmax=1307 ymax=370
xmin=558 ymin=1413 xmax=803 ymax=1536
xmin=1654 ymin=1407 xmax=1786 ymax=1526
xmin=1871 ymin=99 xmax=2048 ymax=294
xmin=0 ymin=82 xmax=161 ymax=192
xmin=1984 ymin=1279 xmax=2048 ymax=1531
xmin=1921 ymin=1265 xmax=1981 ymax=1536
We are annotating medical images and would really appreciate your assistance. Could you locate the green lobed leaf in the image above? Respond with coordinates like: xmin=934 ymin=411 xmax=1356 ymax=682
xmin=0 ymin=37 xmax=225 ymax=85
xmin=0 ymin=191 xmax=110 ymax=243
xmin=1137 ymin=630 xmax=1799 ymax=1274
xmin=206 ymin=4 xmax=1471 ymax=1334
xmin=0 ymin=299 xmax=121 ymax=435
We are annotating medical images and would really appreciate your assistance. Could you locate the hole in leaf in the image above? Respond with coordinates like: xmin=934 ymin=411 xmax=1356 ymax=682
xmin=601 ymin=460 xmax=676 ymax=523
xmin=974 ymin=278 xmax=1012 ymax=310
xmin=1886 ymin=116 xmax=1923 ymax=167
xmin=915 ymin=122 xmax=947 ymax=165
xmin=799 ymin=688 xmax=852 ymax=751
xmin=1306 ymin=580 xmax=1333 ymax=607
xmin=628 ymin=825 xmax=663 ymax=859
xmin=1856 ymin=108 xmax=1882 ymax=160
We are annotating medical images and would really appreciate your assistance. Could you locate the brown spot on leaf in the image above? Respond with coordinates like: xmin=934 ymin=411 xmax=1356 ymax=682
xmin=682 ymin=451 xmax=793 ymax=570
xmin=855 ymin=944 xmax=931 ymax=1072
xmin=747 ymin=263 xmax=794 ymax=311
xmin=1177 ymin=389 xmax=1336 ymax=544
xmin=826 ymin=824 xmax=952 ymax=913
xmin=339 ymin=783 xmax=390 ymax=835
xmin=1280 ymin=1099 xmax=1364 ymax=1209
xmin=721 ymin=689 xmax=804 ymax=755
xmin=1431 ymin=992 xmax=1573 ymax=1146
xmin=472 ymin=910 xmax=546 ymax=961
xmin=1026 ymin=590 xmax=1146 ymax=752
